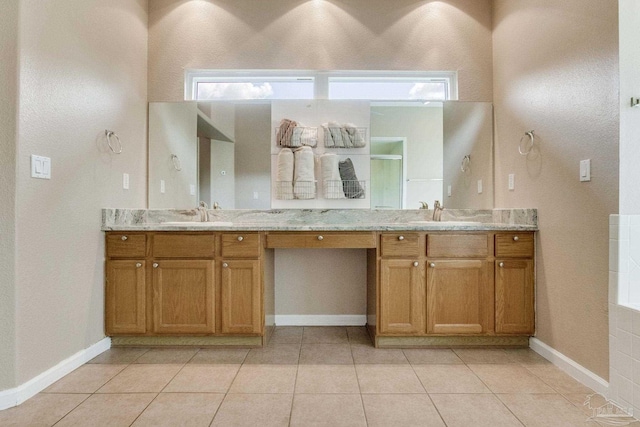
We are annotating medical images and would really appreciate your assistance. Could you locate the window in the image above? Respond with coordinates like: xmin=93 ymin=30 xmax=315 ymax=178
xmin=185 ymin=70 xmax=457 ymax=101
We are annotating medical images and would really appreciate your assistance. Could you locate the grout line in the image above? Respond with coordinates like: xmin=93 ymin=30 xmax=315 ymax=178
xmin=126 ymin=392 xmax=161 ymax=427
xmin=50 ymin=393 xmax=93 ymax=426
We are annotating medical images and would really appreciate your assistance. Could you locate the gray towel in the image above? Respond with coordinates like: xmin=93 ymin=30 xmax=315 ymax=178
xmin=338 ymin=158 xmax=364 ymax=199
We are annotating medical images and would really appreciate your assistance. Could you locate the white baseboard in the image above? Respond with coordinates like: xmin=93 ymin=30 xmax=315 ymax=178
xmin=0 ymin=337 xmax=111 ymax=411
xmin=529 ymin=337 xmax=609 ymax=395
xmin=275 ymin=315 xmax=367 ymax=326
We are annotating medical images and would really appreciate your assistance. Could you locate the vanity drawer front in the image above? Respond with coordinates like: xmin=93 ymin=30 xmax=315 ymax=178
xmin=380 ymin=233 xmax=420 ymax=257
xmin=152 ymin=233 xmax=216 ymax=258
xmin=428 ymin=234 xmax=489 ymax=258
xmin=266 ymin=232 xmax=377 ymax=249
xmin=106 ymin=234 xmax=147 ymax=258
xmin=495 ymin=232 xmax=534 ymax=258
xmin=221 ymin=233 xmax=261 ymax=258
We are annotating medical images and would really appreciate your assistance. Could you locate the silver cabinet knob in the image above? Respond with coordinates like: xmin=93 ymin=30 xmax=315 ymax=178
xmin=121 ymin=236 xmax=128 ymax=241
xmin=237 ymin=236 xmax=244 ymax=242
xmin=135 ymin=263 xmax=142 ymax=268
xmin=513 ymin=236 xmax=519 ymax=241
xmin=222 ymin=262 xmax=228 ymax=268
xmin=317 ymin=235 xmax=324 ymax=241
xmin=413 ymin=261 xmax=419 ymax=267
xmin=499 ymin=262 xmax=504 ymax=268
xmin=153 ymin=263 xmax=159 ymax=268
xmin=430 ymin=263 xmax=436 ymax=268
xmin=398 ymin=236 xmax=405 ymax=241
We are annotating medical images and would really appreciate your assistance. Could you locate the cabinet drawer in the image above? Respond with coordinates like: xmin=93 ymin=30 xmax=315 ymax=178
xmin=152 ymin=233 xmax=215 ymax=258
xmin=428 ymin=234 xmax=489 ymax=258
xmin=495 ymin=233 xmax=534 ymax=258
xmin=266 ymin=232 xmax=376 ymax=248
xmin=380 ymin=233 xmax=420 ymax=257
xmin=106 ymin=234 xmax=147 ymax=258
xmin=221 ymin=233 xmax=261 ymax=258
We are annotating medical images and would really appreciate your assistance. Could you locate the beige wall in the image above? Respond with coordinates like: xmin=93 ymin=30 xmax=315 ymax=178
xmin=619 ymin=0 xmax=640 ymax=214
xmin=0 ymin=0 xmax=19 ymax=391
xmin=148 ymin=0 xmax=493 ymax=102
xmin=13 ymin=0 xmax=148 ymax=384
xmin=493 ymin=0 xmax=619 ymax=379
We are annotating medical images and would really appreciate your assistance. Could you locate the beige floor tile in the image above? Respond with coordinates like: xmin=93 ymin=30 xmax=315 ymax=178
xmin=362 ymin=394 xmax=446 ymax=427
xmin=524 ymin=364 xmax=596 ymax=394
xmin=290 ymin=394 xmax=366 ymax=427
xmin=211 ymin=394 xmax=292 ymax=427
xmin=43 ymin=364 xmax=127 ymax=393
xmin=243 ymin=343 xmax=300 ymax=364
xmin=413 ymin=364 xmax=490 ymax=393
xmin=346 ymin=327 xmax=373 ymax=345
xmin=229 ymin=365 xmax=297 ymax=393
xmin=299 ymin=344 xmax=354 ymax=364
xmin=504 ymin=348 xmax=552 ymax=365
xmin=0 ymin=393 xmax=89 ymax=427
xmin=269 ymin=327 xmax=304 ymax=344
xmin=356 ymin=365 xmax=425 ymax=394
xmin=351 ymin=344 xmax=408 ymax=364
xmin=189 ymin=348 xmax=249 ymax=364
xmin=96 ymin=364 xmax=183 ymax=393
xmin=498 ymin=393 xmax=595 ymax=426
xmin=403 ymin=349 xmax=463 ymax=365
xmin=163 ymin=364 xmax=240 ymax=393
xmin=87 ymin=347 xmax=148 ymax=364
xmin=302 ymin=326 xmax=349 ymax=344
xmin=468 ymin=364 xmax=556 ymax=393
xmin=295 ymin=365 xmax=360 ymax=394
xmin=132 ymin=393 xmax=224 ymax=427
xmin=453 ymin=348 xmax=516 ymax=364
xmin=134 ymin=347 xmax=198 ymax=364
xmin=430 ymin=394 xmax=524 ymax=427
xmin=55 ymin=393 xmax=156 ymax=427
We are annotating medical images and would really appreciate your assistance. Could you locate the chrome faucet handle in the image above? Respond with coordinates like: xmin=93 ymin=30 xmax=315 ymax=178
xmin=419 ymin=201 xmax=429 ymax=209
xmin=199 ymin=201 xmax=208 ymax=209
xmin=213 ymin=202 xmax=220 ymax=210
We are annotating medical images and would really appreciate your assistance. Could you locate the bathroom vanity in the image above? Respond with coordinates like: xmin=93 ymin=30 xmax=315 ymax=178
xmin=103 ymin=209 xmax=537 ymax=348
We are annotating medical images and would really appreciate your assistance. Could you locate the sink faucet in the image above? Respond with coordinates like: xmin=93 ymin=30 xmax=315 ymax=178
xmin=197 ymin=201 xmax=209 ymax=222
xmin=433 ymin=200 xmax=444 ymax=221
xmin=212 ymin=202 xmax=221 ymax=210
xmin=419 ymin=201 xmax=429 ymax=210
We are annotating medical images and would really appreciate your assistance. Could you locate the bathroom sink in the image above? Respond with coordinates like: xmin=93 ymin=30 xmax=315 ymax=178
xmin=409 ymin=220 xmax=482 ymax=226
xmin=162 ymin=221 xmax=233 ymax=227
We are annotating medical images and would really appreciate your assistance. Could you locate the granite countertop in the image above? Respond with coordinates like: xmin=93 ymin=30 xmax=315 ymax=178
xmin=102 ymin=209 xmax=538 ymax=232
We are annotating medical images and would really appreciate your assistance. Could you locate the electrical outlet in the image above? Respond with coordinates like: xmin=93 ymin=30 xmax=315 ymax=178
xmin=253 ymin=191 xmax=259 ymax=200
xmin=447 ymin=185 xmax=452 ymax=197
xmin=477 ymin=179 xmax=483 ymax=194
xmin=123 ymin=173 xmax=129 ymax=190
xmin=190 ymin=184 xmax=196 ymax=196
xmin=160 ymin=180 xmax=165 ymax=194
xmin=508 ymin=174 xmax=515 ymax=191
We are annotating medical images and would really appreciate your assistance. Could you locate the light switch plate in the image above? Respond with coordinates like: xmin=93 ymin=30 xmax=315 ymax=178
xmin=477 ymin=179 xmax=483 ymax=194
xmin=123 ymin=173 xmax=130 ymax=190
xmin=31 ymin=155 xmax=51 ymax=179
xmin=447 ymin=185 xmax=452 ymax=197
xmin=508 ymin=174 xmax=515 ymax=191
xmin=580 ymin=159 xmax=591 ymax=182
xmin=190 ymin=184 xmax=196 ymax=196
xmin=160 ymin=180 xmax=166 ymax=194
xmin=253 ymin=191 xmax=259 ymax=200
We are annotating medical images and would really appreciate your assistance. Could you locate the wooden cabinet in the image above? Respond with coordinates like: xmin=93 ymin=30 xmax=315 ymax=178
xmin=426 ymin=259 xmax=493 ymax=334
xmin=379 ymin=259 xmax=425 ymax=334
xmin=105 ymin=260 xmax=146 ymax=334
xmin=152 ymin=260 xmax=215 ymax=334
xmin=220 ymin=260 xmax=262 ymax=334
xmin=495 ymin=232 xmax=535 ymax=334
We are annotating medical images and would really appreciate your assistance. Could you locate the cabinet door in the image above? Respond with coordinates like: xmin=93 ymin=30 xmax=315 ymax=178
xmin=495 ymin=259 xmax=534 ymax=334
xmin=220 ymin=260 xmax=262 ymax=334
xmin=427 ymin=260 xmax=492 ymax=334
xmin=106 ymin=260 xmax=146 ymax=334
xmin=379 ymin=259 xmax=425 ymax=335
xmin=152 ymin=260 xmax=215 ymax=334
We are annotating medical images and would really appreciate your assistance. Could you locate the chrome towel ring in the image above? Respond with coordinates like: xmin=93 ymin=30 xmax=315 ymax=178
xmin=105 ymin=130 xmax=122 ymax=154
xmin=171 ymin=154 xmax=182 ymax=171
xmin=461 ymin=155 xmax=471 ymax=172
xmin=519 ymin=130 xmax=535 ymax=155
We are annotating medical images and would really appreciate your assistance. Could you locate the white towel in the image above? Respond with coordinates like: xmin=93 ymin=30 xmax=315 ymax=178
xmin=328 ymin=121 xmax=344 ymax=148
xmin=276 ymin=148 xmax=294 ymax=199
xmin=321 ymin=154 xmax=343 ymax=198
xmin=322 ymin=124 xmax=333 ymax=148
xmin=344 ymin=123 xmax=366 ymax=147
xmin=293 ymin=146 xmax=316 ymax=199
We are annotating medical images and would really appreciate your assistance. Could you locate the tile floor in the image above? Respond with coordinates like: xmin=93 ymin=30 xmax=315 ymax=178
xmin=0 ymin=327 xmax=621 ymax=426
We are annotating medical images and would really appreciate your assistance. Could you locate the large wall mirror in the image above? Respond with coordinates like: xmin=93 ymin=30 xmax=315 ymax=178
xmin=148 ymin=100 xmax=493 ymax=210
